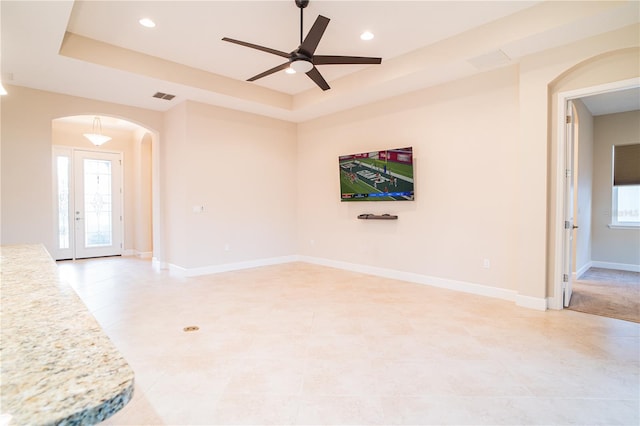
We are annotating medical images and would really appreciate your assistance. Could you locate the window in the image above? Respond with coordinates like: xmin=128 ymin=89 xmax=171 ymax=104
xmin=612 ymin=144 xmax=640 ymax=227
xmin=613 ymin=185 xmax=640 ymax=225
xmin=56 ymin=155 xmax=71 ymax=249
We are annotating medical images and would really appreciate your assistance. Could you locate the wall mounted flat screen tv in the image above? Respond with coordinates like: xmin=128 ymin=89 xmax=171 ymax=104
xmin=339 ymin=147 xmax=414 ymax=201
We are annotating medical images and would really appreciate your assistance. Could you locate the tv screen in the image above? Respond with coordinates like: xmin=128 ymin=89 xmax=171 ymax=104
xmin=339 ymin=147 xmax=414 ymax=201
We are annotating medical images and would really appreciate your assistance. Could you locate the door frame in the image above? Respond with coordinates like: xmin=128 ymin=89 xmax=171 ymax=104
xmin=73 ymin=149 xmax=124 ymax=259
xmin=52 ymin=146 xmax=125 ymax=260
xmin=551 ymin=77 xmax=640 ymax=310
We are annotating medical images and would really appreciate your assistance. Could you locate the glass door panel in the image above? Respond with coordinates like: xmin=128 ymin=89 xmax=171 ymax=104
xmin=83 ymin=158 xmax=114 ymax=247
xmin=52 ymin=147 xmax=73 ymax=260
xmin=74 ymin=151 xmax=122 ymax=259
xmin=57 ymin=156 xmax=71 ymax=249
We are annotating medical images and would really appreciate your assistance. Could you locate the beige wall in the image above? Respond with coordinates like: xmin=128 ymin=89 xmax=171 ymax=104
xmin=133 ymin=131 xmax=153 ymax=255
xmin=298 ymin=66 xmax=520 ymax=292
xmin=1 ymin=87 xmax=297 ymax=269
xmin=592 ymin=110 xmax=640 ymax=266
xmin=161 ymin=101 xmax=298 ymax=269
xmin=573 ymin=100 xmax=594 ymax=277
xmin=161 ymin=101 xmax=189 ymax=266
xmin=1 ymin=85 xmax=162 ymax=254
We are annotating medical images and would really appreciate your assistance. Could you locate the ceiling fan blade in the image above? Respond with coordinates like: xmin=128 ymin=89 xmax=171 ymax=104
xmin=222 ymin=37 xmax=290 ymax=58
xmin=247 ymin=62 xmax=292 ymax=82
xmin=306 ymin=67 xmax=330 ymax=91
xmin=313 ymin=55 xmax=382 ymax=65
xmin=300 ymin=15 xmax=330 ymax=56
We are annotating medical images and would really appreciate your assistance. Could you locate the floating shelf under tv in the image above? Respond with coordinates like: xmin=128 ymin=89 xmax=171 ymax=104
xmin=357 ymin=214 xmax=398 ymax=220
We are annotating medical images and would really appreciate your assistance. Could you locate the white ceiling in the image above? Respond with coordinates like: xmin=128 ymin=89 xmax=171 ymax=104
xmin=64 ymin=0 xmax=535 ymax=95
xmin=580 ymin=87 xmax=640 ymax=116
xmin=2 ymin=1 xmax=639 ymax=126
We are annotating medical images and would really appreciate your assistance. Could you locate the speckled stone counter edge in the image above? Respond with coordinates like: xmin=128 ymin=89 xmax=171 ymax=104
xmin=52 ymin=384 xmax=134 ymax=426
xmin=0 ymin=244 xmax=134 ymax=426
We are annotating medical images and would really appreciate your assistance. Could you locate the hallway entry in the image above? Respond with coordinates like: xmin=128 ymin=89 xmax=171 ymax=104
xmin=553 ymin=78 xmax=639 ymax=310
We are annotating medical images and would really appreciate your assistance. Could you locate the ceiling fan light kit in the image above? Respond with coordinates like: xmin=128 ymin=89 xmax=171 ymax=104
xmin=222 ymin=0 xmax=382 ymax=91
xmin=290 ymin=60 xmax=313 ymax=73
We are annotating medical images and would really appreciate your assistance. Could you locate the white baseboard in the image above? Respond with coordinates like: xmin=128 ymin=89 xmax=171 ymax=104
xmin=591 ymin=261 xmax=640 ymax=273
xmin=515 ymin=294 xmax=548 ymax=311
xmin=165 ymin=254 xmax=548 ymax=311
xmin=547 ymin=296 xmax=563 ymax=311
xmin=169 ymin=255 xmax=300 ymax=278
xmin=298 ymin=255 xmax=527 ymax=305
xmin=168 ymin=263 xmax=188 ymax=276
xmin=152 ymin=257 xmax=170 ymax=270
xmin=574 ymin=261 xmax=592 ymax=280
xmin=122 ymin=249 xmax=153 ymax=259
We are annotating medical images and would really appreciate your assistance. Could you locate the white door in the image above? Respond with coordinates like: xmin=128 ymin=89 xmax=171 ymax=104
xmin=562 ymin=101 xmax=576 ymax=307
xmin=52 ymin=147 xmax=123 ymax=260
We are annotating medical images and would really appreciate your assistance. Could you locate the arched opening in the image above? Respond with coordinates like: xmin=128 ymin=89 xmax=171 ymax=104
xmin=50 ymin=114 xmax=157 ymax=261
xmin=548 ymin=47 xmax=639 ymax=314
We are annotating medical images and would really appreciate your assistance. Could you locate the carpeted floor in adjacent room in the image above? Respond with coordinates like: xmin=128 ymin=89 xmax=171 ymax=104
xmin=568 ymin=267 xmax=640 ymax=323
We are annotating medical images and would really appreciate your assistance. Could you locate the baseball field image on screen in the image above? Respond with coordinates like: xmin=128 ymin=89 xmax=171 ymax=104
xmin=339 ymin=147 xmax=414 ymax=201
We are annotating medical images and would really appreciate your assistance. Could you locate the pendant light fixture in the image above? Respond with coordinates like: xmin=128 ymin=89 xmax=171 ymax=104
xmin=83 ymin=116 xmax=111 ymax=146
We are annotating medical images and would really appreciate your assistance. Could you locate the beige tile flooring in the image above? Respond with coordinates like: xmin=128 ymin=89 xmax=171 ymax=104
xmin=57 ymin=257 xmax=639 ymax=425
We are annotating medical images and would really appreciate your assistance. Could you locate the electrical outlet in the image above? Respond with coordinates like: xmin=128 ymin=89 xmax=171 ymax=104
xmin=224 ymin=244 xmax=231 ymax=251
xmin=482 ymin=258 xmax=491 ymax=269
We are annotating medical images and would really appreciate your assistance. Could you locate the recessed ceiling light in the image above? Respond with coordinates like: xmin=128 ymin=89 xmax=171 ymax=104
xmin=139 ymin=18 xmax=156 ymax=28
xmin=360 ymin=31 xmax=374 ymax=41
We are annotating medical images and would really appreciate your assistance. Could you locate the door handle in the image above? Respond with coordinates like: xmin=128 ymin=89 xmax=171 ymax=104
xmin=572 ymin=225 xmax=579 ymax=229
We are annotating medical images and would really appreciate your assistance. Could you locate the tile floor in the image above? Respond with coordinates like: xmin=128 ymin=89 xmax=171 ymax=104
xmin=56 ymin=257 xmax=640 ymax=425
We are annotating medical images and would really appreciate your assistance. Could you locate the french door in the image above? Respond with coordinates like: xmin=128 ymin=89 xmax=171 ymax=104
xmin=53 ymin=147 xmax=123 ymax=260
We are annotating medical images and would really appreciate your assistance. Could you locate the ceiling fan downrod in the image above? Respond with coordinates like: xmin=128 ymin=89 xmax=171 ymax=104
xmin=296 ymin=0 xmax=309 ymax=45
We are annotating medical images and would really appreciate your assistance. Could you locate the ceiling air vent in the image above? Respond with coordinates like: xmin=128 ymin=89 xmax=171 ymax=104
xmin=152 ymin=92 xmax=175 ymax=101
xmin=467 ymin=49 xmax=511 ymax=71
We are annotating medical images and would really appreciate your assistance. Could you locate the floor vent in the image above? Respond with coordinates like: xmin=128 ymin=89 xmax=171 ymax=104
xmin=153 ymin=92 xmax=176 ymax=101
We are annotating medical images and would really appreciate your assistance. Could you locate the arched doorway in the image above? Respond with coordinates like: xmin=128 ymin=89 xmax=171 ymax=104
xmin=51 ymin=115 xmax=155 ymax=260
xmin=552 ymin=76 xmax=639 ymax=311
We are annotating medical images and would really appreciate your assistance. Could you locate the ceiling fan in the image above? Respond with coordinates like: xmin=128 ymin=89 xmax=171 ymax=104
xmin=222 ymin=0 xmax=382 ymax=91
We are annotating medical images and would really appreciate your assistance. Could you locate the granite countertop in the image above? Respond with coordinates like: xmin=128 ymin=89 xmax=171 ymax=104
xmin=0 ymin=245 xmax=134 ymax=425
